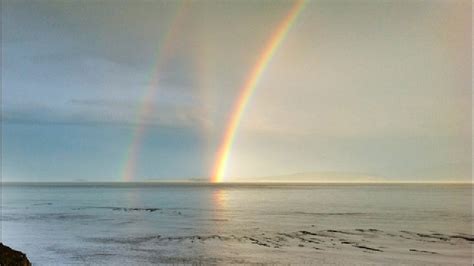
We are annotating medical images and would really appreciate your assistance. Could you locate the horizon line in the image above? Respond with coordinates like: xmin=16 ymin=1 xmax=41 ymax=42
xmin=1 ymin=181 xmax=472 ymax=185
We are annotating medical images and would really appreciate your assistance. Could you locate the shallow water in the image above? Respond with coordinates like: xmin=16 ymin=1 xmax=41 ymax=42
xmin=1 ymin=183 xmax=472 ymax=265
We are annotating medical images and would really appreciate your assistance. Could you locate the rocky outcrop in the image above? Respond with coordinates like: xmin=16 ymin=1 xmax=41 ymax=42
xmin=0 ymin=243 xmax=31 ymax=266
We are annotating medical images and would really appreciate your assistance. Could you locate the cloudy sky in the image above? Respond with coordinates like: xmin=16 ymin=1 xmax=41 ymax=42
xmin=2 ymin=0 xmax=471 ymax=182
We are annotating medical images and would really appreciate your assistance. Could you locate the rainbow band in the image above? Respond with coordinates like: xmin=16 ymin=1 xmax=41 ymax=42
xmin=122 ymin=1 xmax=190 ymax=182
xmin=211 ymin=0 xmax=306 ymax=183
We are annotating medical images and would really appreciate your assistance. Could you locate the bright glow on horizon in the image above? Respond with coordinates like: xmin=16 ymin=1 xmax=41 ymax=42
xmin=211 ymin=0 xmax=306 ymax=183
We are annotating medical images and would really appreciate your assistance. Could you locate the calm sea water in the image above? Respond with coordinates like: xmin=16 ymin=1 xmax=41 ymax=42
xmin=1 ymin=183 xmax=472 ymax=264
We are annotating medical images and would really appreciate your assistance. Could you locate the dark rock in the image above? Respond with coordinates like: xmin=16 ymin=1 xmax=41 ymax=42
xmin=450 ymin=235 xmax=474 ymax=242
xmin=0 ymin=243 xmax=31 ymax=266
xmin=299 ymin=230 xmax=319 ymax=236
xmin=245 ymin=237 xmax=270 ymax=247
xmin=353 ymin=245 xmax=383 ymax=252
xmin=111 ymin=207 xmax=160 ymax=212
xmin=409 ymin=249 xmax=438 ymax=254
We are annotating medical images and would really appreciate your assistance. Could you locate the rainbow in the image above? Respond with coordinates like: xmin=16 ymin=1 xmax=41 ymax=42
xmin=211 ymin=0 xmax=306 ymax=183
xmin=122 ymin=1 xmax=190 ymax=182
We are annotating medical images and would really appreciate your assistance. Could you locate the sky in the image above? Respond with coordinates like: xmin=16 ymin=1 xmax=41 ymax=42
xmin=1 ymin=0 xmax=471 ymax=182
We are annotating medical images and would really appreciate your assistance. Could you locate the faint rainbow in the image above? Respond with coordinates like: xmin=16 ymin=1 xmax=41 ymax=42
xmin=122 ymin=1 xmax=190 ymax=182
xmin=211 ymin=0 xmax=306 ymax=183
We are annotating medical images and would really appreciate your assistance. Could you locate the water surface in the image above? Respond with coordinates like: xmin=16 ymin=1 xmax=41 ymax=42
xmin=1 ymin=183 xmax=472 ymax=264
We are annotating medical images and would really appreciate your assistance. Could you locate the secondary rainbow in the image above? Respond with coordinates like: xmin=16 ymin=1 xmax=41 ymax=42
xmin=211 ymin=0 xmax=306 ymax=183
xmin=122 ymin=2 xmax=190 ymax=182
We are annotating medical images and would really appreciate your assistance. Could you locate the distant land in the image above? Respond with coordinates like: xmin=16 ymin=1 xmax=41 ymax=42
xmin=2 ymin=172 xmax=469 ymax=184
xmin=172 ymin=172 xmax=469 ymax=184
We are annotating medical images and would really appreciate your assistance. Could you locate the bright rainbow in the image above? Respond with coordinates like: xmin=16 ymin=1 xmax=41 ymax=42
xmin=211 ymin=0 xmax=306 ymax=183
xmin=122 ymin=1 xmax=190 ymax=182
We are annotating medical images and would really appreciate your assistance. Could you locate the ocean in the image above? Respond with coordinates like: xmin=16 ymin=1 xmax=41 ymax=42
xmin=1 ymin=183 xmax=472 ymax=265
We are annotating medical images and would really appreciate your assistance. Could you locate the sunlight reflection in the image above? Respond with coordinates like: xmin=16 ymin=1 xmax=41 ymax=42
xmin=211 ymin=188 xmax=229 ymax=231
